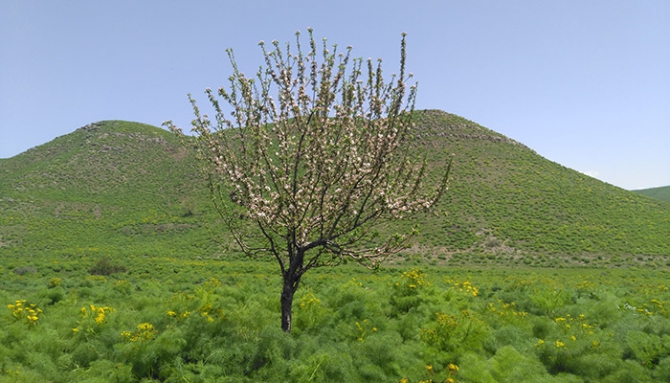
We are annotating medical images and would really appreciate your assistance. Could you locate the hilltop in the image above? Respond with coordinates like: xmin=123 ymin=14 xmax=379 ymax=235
xmin=1 ymin=111 xmax=669 ymax=267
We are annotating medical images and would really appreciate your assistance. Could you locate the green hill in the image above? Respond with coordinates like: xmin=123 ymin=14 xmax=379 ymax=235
xmin=404 ymin=111 xmax=670 ymax=266
xmin=0 ymin=120 xmax=218 ymax=258
xmin=1 ymin=112 xmax=669 ymax=266
xmin=633 ymin=185 xmax=670 ymax=203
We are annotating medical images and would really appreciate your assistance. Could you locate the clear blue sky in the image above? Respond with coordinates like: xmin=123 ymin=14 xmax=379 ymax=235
xmin=2 ymin=0 xmax=668 ymax=190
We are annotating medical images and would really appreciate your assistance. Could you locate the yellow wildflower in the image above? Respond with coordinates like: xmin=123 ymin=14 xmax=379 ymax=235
xmin=137 ymin=322 xmax=154 ymax=331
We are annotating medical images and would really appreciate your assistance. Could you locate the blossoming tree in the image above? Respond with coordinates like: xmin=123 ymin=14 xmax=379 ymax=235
xmin=165 ymin=29 xmax=452 ymax=332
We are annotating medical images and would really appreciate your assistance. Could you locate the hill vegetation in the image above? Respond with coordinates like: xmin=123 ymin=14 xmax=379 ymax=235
xmin=634 ymin=185 xmax=670 ymax=203
xmin=0 ymin=120 xmax=218 ymax=259
xmin=407 ymin=111 xmax=670 ymax=265
xmin=1 ymin=111 xmax=669 ymax=267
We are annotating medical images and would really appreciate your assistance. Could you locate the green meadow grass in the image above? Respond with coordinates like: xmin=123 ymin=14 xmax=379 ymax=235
xmin=2 ymin=255 xmax=670 ymax=382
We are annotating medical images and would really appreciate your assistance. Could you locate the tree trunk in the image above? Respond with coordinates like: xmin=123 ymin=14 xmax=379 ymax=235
xmin=280 ymin=249 xmax=304 ymax=333
xmin=280 ymin=278 xmax=296 ymax=333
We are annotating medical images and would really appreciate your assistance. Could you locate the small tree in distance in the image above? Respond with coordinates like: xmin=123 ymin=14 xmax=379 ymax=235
xmin=165 ymin=29 xmax=452 ymax=333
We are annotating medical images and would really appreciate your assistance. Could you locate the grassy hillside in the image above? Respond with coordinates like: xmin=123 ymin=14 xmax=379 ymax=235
xmin=633 ymin=185 xmax=670 ymax=203
xmin=0 ymin=121 xmax=218 ymax=258
xmin=1 ymin=112 xmax=669 ymax=266
xmin=407 ymin=110 xmax=670 ymax=265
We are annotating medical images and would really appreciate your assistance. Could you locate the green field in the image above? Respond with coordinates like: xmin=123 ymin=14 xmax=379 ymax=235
xmin=2 ymin=255 xmax=670 ymax=382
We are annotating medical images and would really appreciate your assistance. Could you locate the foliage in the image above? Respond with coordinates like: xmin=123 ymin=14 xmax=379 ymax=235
xmin=0 ymin=120 xmax=217 ymax=264
xmin=165 ymin=29 xmax=451 ymax=331
xmin=407 ymin=110 xmax=670 ymax=261
xmin=634 ymin=185 xmax=670 ymax=203
xmin=2 ymin=254 xmax=670 ymax=381
xmin=0 ymin=256 xmax=670 ymax=383
xmin=89 ymin=257 xmax=127 ymax=276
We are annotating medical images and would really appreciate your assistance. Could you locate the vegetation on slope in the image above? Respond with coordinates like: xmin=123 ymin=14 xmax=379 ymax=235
xmin=634 ymin=185 xmax=670 ymax=203
xmin=0 ymin=121 xmax=217 ymax=258
xmin=1 ymin=112 xmax=669 ymax=265
xmin=404 ymin=110 xmax=670 ymax=263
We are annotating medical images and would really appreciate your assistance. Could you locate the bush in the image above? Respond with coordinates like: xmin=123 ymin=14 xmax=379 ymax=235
xmin=90 ymin=257 xmax=127 ymax=276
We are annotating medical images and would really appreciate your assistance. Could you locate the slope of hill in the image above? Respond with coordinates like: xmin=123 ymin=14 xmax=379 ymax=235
xmin=402 ymin=111 xmax=670 ymax=265
xmin=0 ymin=120 xmax=217 ymax=258
xmin=1 ymin=112 xmax=669 ymax=266
xmin=633 ymin=185 xmax=670 ymax=203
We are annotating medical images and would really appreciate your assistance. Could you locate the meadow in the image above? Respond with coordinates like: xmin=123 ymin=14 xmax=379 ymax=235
xmin=2 ymin=253 xmax=670 ymax=382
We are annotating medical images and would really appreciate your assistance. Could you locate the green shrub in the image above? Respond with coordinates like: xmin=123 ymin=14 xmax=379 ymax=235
xmin=4 ymin=258 xmax=670 ymax=382
xmin=89 ymin=258 xmax=127 ymax=276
